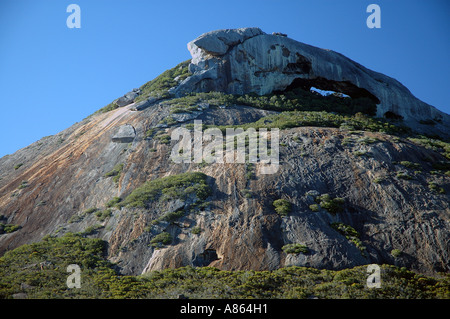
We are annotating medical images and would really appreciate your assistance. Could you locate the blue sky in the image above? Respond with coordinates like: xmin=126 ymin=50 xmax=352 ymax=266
xmin=0 ymin=0 xmax=449 ymax=158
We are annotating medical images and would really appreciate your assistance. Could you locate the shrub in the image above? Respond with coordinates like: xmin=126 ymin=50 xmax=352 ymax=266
xmin=13 ymin=163 xmax=23 ymax=170
xmin=155 ymin=210 xmax=185 ymax=224
xmin=155 ymin=134 xmax=171 ymax=145
xmin=391 ymin=249 xmax=402 ymax=258
xmin=398 ymin=161 xmax=421 ymax=170
xmin=104 ymin=163 xmax=124 ymax=185
xmin=68 ymin=214 xmax=83 ymax=224
xmin=134 ymin=60 xmax=191 ymax=104
xmin=95 ymin=209 xmax=112 ymax=222
xmin=315 ymin=194 xmax=344 ymax=213
xmin=282 ymin=243 xmax=309 ymax=254
xmin=121 ymin=172 xmax=211 ymax=208
xmin=331 ymin=222 xmax=366 ymax=255
xmin=428 ymin=182 xmax=445 ymax=194
xmin=331 ymin=222 xmax=359 ymax=238
xmin=309 ymin=204 xmax=320 ymax=212
xmin=357 ymin=137 xmax=379 ymax=145
xmin=373 ymin=176 xmax=385 ymax=184
xmin=0 ymin=223 xmax=20 ymax=234
xmin=191 ymin=226 xmax=202 ymax=235
xmin=150 ymin=232 xmax=173 ymax=247
xmin=273 ymin=199 xmax=292 ymax=216
xmin=17 ymin=181 xmax=29 ymax=190
xmin=83 ymin=207 xmax=98 ymax=214
xmin=396 ymin=172 xmax=413 ymax=180
xmin=80 ymin=224 xmax=104 ymax=236
xmin=106 ymin=197 xmax=122 ymax=208
xmin=242 ymin=189 xmax=252 ymax=199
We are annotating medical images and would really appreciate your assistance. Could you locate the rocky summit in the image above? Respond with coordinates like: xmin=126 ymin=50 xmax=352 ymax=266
xmin=0 ymin=28 xmax=449 ymax=281
xmin=175 ymin=28 xmax=450 ymax=138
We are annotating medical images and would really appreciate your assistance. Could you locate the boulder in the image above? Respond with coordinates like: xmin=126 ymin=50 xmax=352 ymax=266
xmin=134 ymin=96 xmax=162 ymax=111
xmin=113 ymin=88 xmax=141 ymax=107
xmin=111 ymin=124 xmax=136 ymax=143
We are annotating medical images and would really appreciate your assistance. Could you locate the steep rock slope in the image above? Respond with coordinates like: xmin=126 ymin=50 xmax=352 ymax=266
xmin=0 ymin=29 xmax=449 ymax=277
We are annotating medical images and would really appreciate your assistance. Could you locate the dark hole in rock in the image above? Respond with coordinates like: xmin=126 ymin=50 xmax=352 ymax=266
xmin=384 ymin=111 xmax=403 ymax=120
xmin=282 ymin=53 xmax=312 ymax=75
xmin=286 ymin=76 xmax=380 ymax=104
xmin=193 ymin=249 xmax=219 ymax=267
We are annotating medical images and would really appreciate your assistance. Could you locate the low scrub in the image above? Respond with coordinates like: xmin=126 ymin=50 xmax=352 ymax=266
xmin=120 ymin=172 xmax=211 ymax=208
xmin=0 ymin=234 xmax=448 ymax=299
xmin=273 ymin=199 xmax=292 ymax=216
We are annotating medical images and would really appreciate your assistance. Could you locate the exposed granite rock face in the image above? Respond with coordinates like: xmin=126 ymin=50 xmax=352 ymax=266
xmin=174 ymin=28 xmax=450 ymax=137
xmin=0 ymin=98 xmax=448 ymax=276
xmin=0 ymin=29 xmax=449 ymax=278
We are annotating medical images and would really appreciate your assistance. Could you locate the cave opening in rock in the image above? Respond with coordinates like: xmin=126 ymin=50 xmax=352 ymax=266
xmin=286 ymin=77 xmax=380 ymax=103
xmin=194 ymin=249 xmax=219 ymax=267
xmin=268 ymin=76 xmax=380 ymax=116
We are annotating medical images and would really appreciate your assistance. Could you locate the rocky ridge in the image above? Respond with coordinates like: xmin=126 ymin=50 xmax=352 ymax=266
xmin=0 ymin=28 xmax=449 ymax=277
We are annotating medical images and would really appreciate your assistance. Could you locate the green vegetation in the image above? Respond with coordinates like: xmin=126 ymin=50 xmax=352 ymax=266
xmin=80 ymin=224 xmax=104 ymax=237
xmin=209 ymin=110 xmax=410 ymax=136
xmin=242 ymin=189 xmax=252 ymax=199
xmin=171 ymin=86 xmax=377 ymax=116
xmin=0 ymin=233 xmax=111 ymax=298
xmin=428 ymin=182 xmax=445 ymax=194
xmin=331 ymin=222 xmax=366 ymax=255
xmin=94 ymin=209 xmax=112 ymax=222
xmin=84 ymin=207 xmax=98 ymax=214
xmin=273 ymin=199 xmax=292 ymax=216
xmin=17 ymin=180 xmax=29 ymax=190
xmin=0 ymin=223 xmax=20 ymax=234
xmin=134 ymin=60 xmax=191 ymax=104
xmin=0 ymin=233 xmax=448 ymax=299
xmin=155 ymin=134 xmax=171 ymax=145
xmin=309 ymin=204 xmax=320 ymax=212
xmin=120 ymin=172 xmax=211 ymax=208
xmin=396 ymin=171 xmax=414 ymax=180
xmin=13 ymin=163 xmax=23 ymax=170
xmin=373 ymin=176 xmax=385 ymax=184
xmin=408 ymin=136 xmax=450 ymax=161
xmin=398 ymin=161 xmax=421 ymax=170
xmin=191 ymin=226 xmax=202 ymax=235
xmin=106 ymin=197 xmax=122 ymax=208
xmin=104 ymin=163 xmax=124 ymax=185
xmin=315 ymin=194 xmax=344 ymax=213
xmin=150 ymin=232 xmax=173 ymax=248
xmin=357 ymin=136 xmax=379 ymax=145
xmin=151 ymin=210 xmax=185 ymax=225
xmin=391 ymin=249 xmax=402 ymax=258
xmin=282 ymin=243 xmax=309 ymax=254
xmin=95 ymin=102 xmax=118 ymax=115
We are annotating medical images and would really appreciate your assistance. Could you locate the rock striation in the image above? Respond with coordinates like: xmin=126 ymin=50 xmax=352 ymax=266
xmin=174 ymin=28 xmax=450 ymax=137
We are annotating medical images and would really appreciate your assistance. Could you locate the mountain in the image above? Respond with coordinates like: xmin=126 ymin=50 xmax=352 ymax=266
xmin=0 ymin=28 xmax=449 ymax=283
